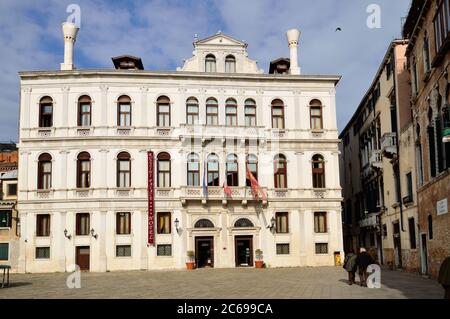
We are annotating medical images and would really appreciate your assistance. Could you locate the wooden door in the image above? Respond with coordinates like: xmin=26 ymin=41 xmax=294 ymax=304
xmin=76 ymin=246 xmax=90 ymax=271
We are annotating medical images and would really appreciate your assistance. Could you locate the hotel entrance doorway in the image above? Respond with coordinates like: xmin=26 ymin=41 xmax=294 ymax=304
xmin=235 ymin=236 xmax=253 ymax=267
xmin=195 ymin=236 xmax=214 ymax=268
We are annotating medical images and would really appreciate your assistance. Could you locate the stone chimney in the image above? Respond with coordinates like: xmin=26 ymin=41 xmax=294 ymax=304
xmin=286 ymin=28 xmax=301 ymax=75
xmin=60 ymin=22 xmax=79 ymax=71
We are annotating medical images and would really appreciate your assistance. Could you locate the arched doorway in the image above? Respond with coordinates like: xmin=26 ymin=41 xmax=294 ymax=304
xmin=234 ymin=218 xmax=255 ymax=267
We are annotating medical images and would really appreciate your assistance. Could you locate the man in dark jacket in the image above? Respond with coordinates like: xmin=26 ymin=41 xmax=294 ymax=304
xmin=343 ymin=249 xmax=357 ymax=285
xmin=438 ymin=256 xmax=450 ymax=299
xmin=355 ymin=247 xmax=373 ymax=287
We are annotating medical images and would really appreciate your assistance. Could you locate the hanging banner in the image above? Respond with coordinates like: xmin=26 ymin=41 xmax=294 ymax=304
xmin=147 ymin=151 xmax=155 ymax=246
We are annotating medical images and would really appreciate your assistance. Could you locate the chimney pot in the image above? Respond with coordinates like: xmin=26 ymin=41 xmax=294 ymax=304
xmin=286 ymin=28 xmax=301 ymax=75
xmin=60 ymin=22 xmax=79 ymax=71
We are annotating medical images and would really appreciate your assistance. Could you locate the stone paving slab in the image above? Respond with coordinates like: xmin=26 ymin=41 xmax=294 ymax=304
xmin=0 ymin=267 xmax=444 ymax=299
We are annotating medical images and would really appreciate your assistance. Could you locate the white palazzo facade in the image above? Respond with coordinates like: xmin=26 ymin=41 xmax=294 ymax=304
xmin=16 ymin=28 xmax=343 ymax=272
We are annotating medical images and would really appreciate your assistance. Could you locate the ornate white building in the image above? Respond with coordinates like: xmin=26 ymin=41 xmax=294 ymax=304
xmin=16 ymin=23 xmax=343 ymax=272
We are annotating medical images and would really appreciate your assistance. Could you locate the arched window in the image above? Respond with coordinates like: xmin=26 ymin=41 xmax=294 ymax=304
xmin=117 ymin=152 xmax=131 ymax=187
xmin=271 ymin=99 xmax=285 ymax=129
xmin=225 ymin=55 xmax=236 ymax=73
xmin=226 ymin=154 xmax=239 ymax=186
xmin=38 ymin=153 xmax=52 ymax=189
xmin=427 ymin=107 xmax=437 ymax=178
xmin=187 ymin=153 xmax=200 ymax=186
xmin=117 ymin=95 xmax=131 ymax=127
xmin=157 ymin=152 xmax=171 ymax=187
xmin=205 ymin=54 xmax=216 ymax=72
xmin=78 ymin=95 xmax=92 ymax=127
xmin=194 ymin=218 xmax=214 ymax=228
xmin=207 ymin=153 xmax=220 ymax=186
xmin=39 ymin=96 xmax=53 ymax=128
xmin=206 ymin=98 xmax=218 ymax=125
xmin=186 ymin=97 xmax=199 ymax=125
xmin=246 ymin=154 xmax=258 ymax=187
xmin=310 ymin=99 xmax=323 ymax=130
xmin=274 ymin=154 xmax=287 ymax=188
xmin=226 ymin=98 xmax=238 ymax=126
xmin=234 ymin=218 xmax=254 ymax=227
xmin=245 ymin=99 xmax=257 ymax=126
xmin=312 ymin=154 xmax=325 ymax=188
xmin=157 ymin=96 xmax=171 ymax=127
xmin=77 ymin=152 xmax=91 ymax=188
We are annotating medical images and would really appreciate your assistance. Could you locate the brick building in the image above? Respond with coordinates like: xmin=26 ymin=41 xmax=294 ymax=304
xmin=403 ymin=0 xmax=450 ymax=277
xmin=0 ymin=143 xmax=18 ymax=172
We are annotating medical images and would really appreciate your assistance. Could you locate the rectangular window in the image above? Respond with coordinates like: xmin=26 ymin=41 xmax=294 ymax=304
xmin=275 ymin=212 xmax=289 ymax=233
xmin=76 ymin=213 xmax=90 ymax=236
xmin=116 ymin=245 xmax=131 ymax=257
xmin=36 ymin=247 xmax=50 ymax=259
xmin=206 ymin=106 xmax=218 ymax=125
xmin=276 ymin=243 xmax=290 ymax=255
xmin=7 ymin=183 xmax=17 ymax=196
xmin=0 ymin=243 xmax=9 ymax=261
xmin=314 ymin=212 xmax=327 ymax=233
xmin=78 ymin=103 xmax=91 ymax=126
xmin=116 ymin=212 xmax=131 ymax=235
xmin=315 ymin=243 xmax=328 ymax=254
xmin=157 ymin=244 xmax=172 ymax=256
xmin=409 ymin=218 xmax=417 ymax=249
xmin=245 ymin=106 xmax=256 ymax=126
xmin=118 ymin=103 xmax=131 ymax=126
xmin=434 ymin=0 xmax=450 ymax=54
xmin=157 ymin=212 xmax=171 ymax=234
xmin=117 ymin=160 xmax=131 ymax=187
xmin=0 ymin=211 xmax=12 ymax=228
xmin=36 ymin=214 xmax=50 ymax=237
xmin=406 ymin=172 xmax=413 ymax=201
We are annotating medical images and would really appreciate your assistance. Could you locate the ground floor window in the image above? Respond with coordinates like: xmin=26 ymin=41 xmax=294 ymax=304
xmin=276 ymin=243 xmax=290 ymax=255
xmin=157 ymin=244 xmax=172 ymax=256
xmin=0 ymin=243 xmax=8 ymax=260
xmin=408 ymin=218 xmax=417 ymax=249
xmin=116 ymin=245 xmax=131 ymax=257
xmin=0 ymin=211 xmax=12 ymax=228
xmin=36 ymin=247 xmax=50 ymax=259
xmin=315 ymin=243 xmax=328 ymax=254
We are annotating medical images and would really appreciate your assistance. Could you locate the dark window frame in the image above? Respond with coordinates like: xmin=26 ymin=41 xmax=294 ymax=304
xmin=157 ymin=96 xmax=171 ymax=127
xmin=116 ymin=152 xmax=131 ymax=188
xmin=117 ymin=95 xmax=131 ymax=127
xmin=312 ymin=154 xmax=326 ymax=188
xmin=274 ymin=154 xmax=287 ymax=189
xmin=271 ymin=99 xmax=285 ymax=129
xmin=314 ymin=212 xmax=327 ymax=233
xmin=207 ymin=153 xmax=220 ymax=186
xmin=206 ymin=98 xmax=219 ymax=125
xmin=157 ymin=152 xmax=171 ymax=188
xmin=75 ymin=213 xmax=90 ymax=236
xmin=275 ymin=212 xmax=289 ymax=233
xmin=116 ymin=212 xmax=131 ymax=235
xmin=77 ymin=95 xmax=92 ymax=127
xmin=226 ymin=154 xmax=239 ymax=187
xmin=39 ymin=96 xmax=53 ymax=128
xmin=76 ymin=152 xmax=91 ymax=188
xmin=37 ymin=153 xmax=52 ymax=190
xmin=157 ymin=212 xmax=171 ymax=234
xmin=36 ymin=214 xmax=51 ymax=237
xmin=310 ymin=99 xmax=323 ymax=130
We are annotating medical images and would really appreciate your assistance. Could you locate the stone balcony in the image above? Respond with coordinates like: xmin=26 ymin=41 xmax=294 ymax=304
xmin=369 ymin=150 xmax=383 ymax=170
xmin=179 ymin=124 xmax=266 ymax=143
xmin=381 ymin=132 xmax=397 ymax=158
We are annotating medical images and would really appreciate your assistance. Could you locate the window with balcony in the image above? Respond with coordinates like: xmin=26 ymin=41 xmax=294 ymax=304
xmin=274 ymin=154 xmax=287 ymax=188
xmin=207 ymin=153 xmax=220 ymax=186
xmin=117 ymin=95 xmax=131 ymax=127
xmin=116 ymin=212 xmax=131 ymax=235
xmin=76 ymin=213 xmax=90 ymax=236
xmin=314 ymin=212 xmax=327 ymax=233
xmin=226 ymin=154 xmax=239 ymax=186
xmin=244 ymin=99 xmax=257 ymax=126
xmin=186 ymin=97 xmax=199 ymax=125
xmin=205 ymin=54 xmax=216 ymax=72
xmin=76 ymin=152 xmax=91 ymax=188
xmin=312 ymin=154 xmax=325 ymax=188
xmin=275 ymin=212 xmax=289 ymax=233
xmin=246 ymin=154 xmax=258 ymax=187
xmin=206 ymin=98 xmax=218 ymax=125
xmin=310 ymin=99 xmax=323 ymax=130
xmin=157 ymin=96 xmax=171 ymax=127
xmin=117 ymin=152 xmax=131 ymax=187
xmin=78 ymin=95 xmax=92 ymax=127
xmin=36 ymin=214 xmax=50 ymax=237
xmin=39 ymin=96 xmax=53 ymax=128
xmin=157 ymin=212 xmax=171 ymax=234
xmin=271 ymin=99 xmax=285 ymax=129
xmin=37 ymin=153 xmax=52 ymax=190
xmin=226 ymin=98 xmax=238 ymax=126
xmin=225 ymin=55 xmax=236 ymax=73
xmin=157 ymin=152 xmax=171 ymax=187
xmin=187 ymin=153 xmax=200 ymax=186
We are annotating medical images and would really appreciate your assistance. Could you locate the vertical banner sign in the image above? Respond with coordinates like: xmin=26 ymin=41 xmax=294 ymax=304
xmin=147 ymin=151 xmax=155 ymax=246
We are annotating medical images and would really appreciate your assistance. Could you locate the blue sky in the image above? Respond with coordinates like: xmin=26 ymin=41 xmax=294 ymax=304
xmin=0 ymin=0 xmax=411 ymax=142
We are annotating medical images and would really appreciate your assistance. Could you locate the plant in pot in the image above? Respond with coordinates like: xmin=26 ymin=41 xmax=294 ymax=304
xmin=255 ymin=249 xmax=264 ymax=268
xmin=186 ymin=250 xmax=195 ymax=270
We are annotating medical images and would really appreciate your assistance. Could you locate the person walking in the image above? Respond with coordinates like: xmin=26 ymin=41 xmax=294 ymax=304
xmin=356 ymin=247 xmax=373 ymax=287
xmin=438 ymin=256 xmax=450 ymax=299
xmin=343 ymin=249 xmax=357 ymax=285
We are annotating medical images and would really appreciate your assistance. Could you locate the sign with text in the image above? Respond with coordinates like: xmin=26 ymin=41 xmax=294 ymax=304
xmin=147 ymin=151 xmax=155 ymax=245
xmin=437 ymin=198 xmax=448 ymax=216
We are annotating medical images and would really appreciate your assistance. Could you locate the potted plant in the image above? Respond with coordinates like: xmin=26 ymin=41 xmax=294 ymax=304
xmin=255 ymin=249 xmax=264 ymax=268
xmin=186 ymin=250 xmax=195 ymax=270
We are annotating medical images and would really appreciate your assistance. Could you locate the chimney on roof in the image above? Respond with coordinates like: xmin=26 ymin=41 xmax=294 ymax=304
xmin=286 ymin=28 xmax=301 ymax=75
xmin=60 ymin=22 xmax=79 ymax=71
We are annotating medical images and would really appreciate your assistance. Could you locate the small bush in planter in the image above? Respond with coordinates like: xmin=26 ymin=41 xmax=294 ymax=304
xmin=255 ymin=249 xmax=264 ymax=268
xmin=186 ymin=251 xmax=195 ymax=269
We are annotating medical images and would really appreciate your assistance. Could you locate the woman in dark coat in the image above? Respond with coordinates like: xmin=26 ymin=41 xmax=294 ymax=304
xmin=438 ymin=256 xmax=450 ymax=299
xmin=355 ymin=248 xmax=374 ymax=287
xmin=343 ymin=250 xmax=357 ymax=285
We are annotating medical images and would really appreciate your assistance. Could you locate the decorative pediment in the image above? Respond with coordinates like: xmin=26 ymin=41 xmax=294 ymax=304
xmin=195 ymin=32 xmax=247 ymax=47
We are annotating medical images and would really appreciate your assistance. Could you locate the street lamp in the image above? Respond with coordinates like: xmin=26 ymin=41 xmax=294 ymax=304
xmin=64 ymin=229 xmax=72 ymax=240
xmin=267 ymin=216 xmax=276 ymax=231
xmin=174 ymin=218 xmax=180 ymax=233
xmin=90 ymin=228 xmax=98 ymax=239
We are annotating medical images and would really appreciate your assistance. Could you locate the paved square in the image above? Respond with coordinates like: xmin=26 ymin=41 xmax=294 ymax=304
xmin=0 ymin=267 xmax=444 ymax=299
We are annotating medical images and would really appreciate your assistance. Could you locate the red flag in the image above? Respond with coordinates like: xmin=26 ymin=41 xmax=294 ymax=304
xmin=223 ymin=182 xmax=232 ymax=197
xmin=246 ymin=164 xmax=266 ymax=201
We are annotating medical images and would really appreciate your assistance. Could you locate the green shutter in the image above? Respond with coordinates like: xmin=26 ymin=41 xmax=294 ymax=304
xmin=0 ymin=243 xmax=9 ymax=261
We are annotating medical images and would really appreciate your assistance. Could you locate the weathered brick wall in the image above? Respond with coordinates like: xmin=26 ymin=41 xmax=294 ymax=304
xmin=401 ymin=249 xmax=420 ymax=273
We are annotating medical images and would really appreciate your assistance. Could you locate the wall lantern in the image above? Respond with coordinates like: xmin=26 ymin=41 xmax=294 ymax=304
xmin=90 ymin=228 xmax=98 ymax=239
xmin=64 ymin=229 xmax=72 ymax=240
